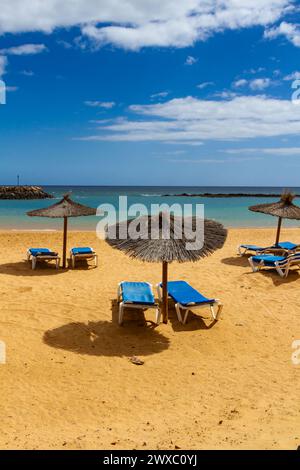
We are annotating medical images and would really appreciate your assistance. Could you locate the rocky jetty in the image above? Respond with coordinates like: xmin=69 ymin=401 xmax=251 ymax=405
xmin=163 ymin=193 xmax=300 ymax=198
xmin=0 ymin=186 xmax=53 ymax=200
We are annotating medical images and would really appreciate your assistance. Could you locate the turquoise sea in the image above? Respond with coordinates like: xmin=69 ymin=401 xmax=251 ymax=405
xmin=1 ymin=186 xmax=300 ymax=230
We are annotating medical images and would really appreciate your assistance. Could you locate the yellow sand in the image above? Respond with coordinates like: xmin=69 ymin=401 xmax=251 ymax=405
xmin=0 ymin=228 xmax=300 ymax=450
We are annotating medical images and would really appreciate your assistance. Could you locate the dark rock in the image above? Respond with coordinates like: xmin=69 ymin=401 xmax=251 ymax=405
xmin=163 ymin=193 xmax=300 ymax=198
xmin=0 ymin=186 xmax=53 ymax=200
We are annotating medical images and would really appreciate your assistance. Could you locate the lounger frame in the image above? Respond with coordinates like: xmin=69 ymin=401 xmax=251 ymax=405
xmin=156 ymin=283 xmax=223 ymax=324
xmin=249 ymin=253 xmax=300 ymax=278
xmin=238 ymin=245 xmax=266 ymax=256
xmin=27 ymin=250 xmax=60 ymax=270
xmin=70 ymin=247 xmax=98 ymax=268
xmin=117 ymin=281 xmax=161 ymax=326
xmin=238 ymin=244 xmax=300 ymax=256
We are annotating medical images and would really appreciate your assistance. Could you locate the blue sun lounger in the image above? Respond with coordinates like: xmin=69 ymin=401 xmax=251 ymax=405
xmin=70 ymin=246 xmax=98 ymax=268
xmin=27 ymin=248 xmax=60 ymax=270
xmin=238 ymin=241 xmax=299 ymax=256
xmin=157 ymin=280 xmax=222 ymax=324
xmin=117 ymin=281 xmax=160 ymax=325
xmin=249 ymin=252 xmax=300 ymax=277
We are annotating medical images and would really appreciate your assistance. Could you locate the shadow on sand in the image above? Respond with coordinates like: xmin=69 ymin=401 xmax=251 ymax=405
xmin=67 ymin=259 xmax=97 ymax=270
xmin=222 ymin=255 xmax=300 ymax=284
xmin=221 ymin=256 xmax=251 ymax=267
xmin=0 ymin=260 xmax=67 ymax=276
xmin=168 ymin=304 xmax=217 ymax=332
xmin=43 ymin=300 xmax=170 ymax=357
xmin=245 ymin=269 xmax=300 ymax=286
xmin=0 ymin=257 xmax=97 ymax=276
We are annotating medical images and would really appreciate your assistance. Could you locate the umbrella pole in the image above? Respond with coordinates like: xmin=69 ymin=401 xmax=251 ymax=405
xmin=162 ymin=261 xmax=168 ymax=324
xmin=62 ymin=216 xmax=68 ymax=268
xmin=275 ymin=217 xmax=282 ymax=246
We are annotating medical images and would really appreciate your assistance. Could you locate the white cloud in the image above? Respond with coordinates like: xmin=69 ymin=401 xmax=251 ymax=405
xmin=6 ymin=86 xmax=18 ymax=92
xmin=57 ymin=39 xmax=73 ymax=49
xmin=225 ymin=147 xmax=300 ymax=156
xmin=284 ymin=71 xmax=300 ymax=80
xmin=264 ymin=21 xmax=300 ymax=47
xmin=150 ymin=91 xmax=169 ymax=99
xmin=197 ymin=81 xmax=214 ymax=89
xmin=233 ymin=77 xmax=272 ymax=90
xmin=21 ymin=70 xmax=34 ymax=76
xmin=0 ymin=1 xmax=294 ymax=50
xmin=249 ymin=78 xmax=272 ymax=90
xmin=244 ymin=67 xmax=266 ymax=75
xmin=85 ymin=100 xmax=116 ymax=109
xmin=214 ymin=90 xmax=238 ymax=99
xmin=233 ymin=79 xmax=248 ymax=88
xmin=168 ymin=156 xmax=263 ymax=164
xmin=185 ymin=55 xmax=198 ymax=65
xmin=78 ymin=95 xmax=300 ymax=144
xmin=0 ymin=44 xmax=47 ymax=55
xmin=0 ymin=56 xmax=7 ymax=77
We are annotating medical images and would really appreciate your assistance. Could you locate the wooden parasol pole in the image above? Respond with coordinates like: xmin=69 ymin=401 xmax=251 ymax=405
xmin=275 ymin=217 xmax=282 ymax=246
xmin=62 ymin=216 xmax=68 ymax=268
xmin=162 ymin=261 xmax=168 ymax=323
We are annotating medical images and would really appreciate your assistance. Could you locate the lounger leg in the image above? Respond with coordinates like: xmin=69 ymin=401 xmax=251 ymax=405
xmin=117 ymin=284 xmax=122 ymax=302
xmin=249 ymin=257 xmax=259 ymax=272
xmin=215 ymin=302 xmax=223 ymax=320
xmin=94 ymin=255 xmax=98 ymax=267
xmin=156 ymin=284 xmax=162 ymax=302
xmin=119 ymin=302 xmax=124 ymax=325
xmin=56 ymin=258 xmax=59 ymax=269
xmin=210 ymin=302 xmax=223 ymax=321
xmin=275 ymin=266 xmax=285 ymax=277
xmin=210 ymin=304 xmax=216 ymax=320
xmin=175 ymin=303 xmax=183 ymax=323
xmin=32 ymin=257 xmax=37 ymax=270
xmin=72 ymin=255 xmax=75 ymax=269
xmin=183 ymin=309 xmax=189 ymax=325
xmin=155 ymin=308 xmax=161 ymax=325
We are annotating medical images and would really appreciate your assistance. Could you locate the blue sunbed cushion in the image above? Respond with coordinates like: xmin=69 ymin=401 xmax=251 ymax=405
xmin=71 ymin=247 xmax=94 ymax=255
xmin=240 ymin=244 xmax=265 ymax=251
xmin=121 ymin=282 xmax=155 ymax=305
xmin=241 ymin=241 xmax=298 ymax=252
xmin=252 ymin=255 xmax=286 ymax=266
xmin=277 ymin=241 xmax=298 ymax=250
xmin=164 ymin=280 xmax=215 ymax=306
xmin=29 ymin=248 xmax=51 ymax=256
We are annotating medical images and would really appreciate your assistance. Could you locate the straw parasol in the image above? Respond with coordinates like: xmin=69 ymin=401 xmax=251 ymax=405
xmin=249 ymin=191 xmax=300 ymax=245
xmin=27 ymin=194 xmax=97 ymax=268
xmin=105 ymin=212 xmax=227 ymax=323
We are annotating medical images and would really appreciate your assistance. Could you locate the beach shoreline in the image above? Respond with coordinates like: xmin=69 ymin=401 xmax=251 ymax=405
xmin=1 ymin=186 xmax=300 ymax=232
xmin=0 ymin=224 xmax=299 ymax=232
xmin=1 ymin=228 xmax=299 ymax=450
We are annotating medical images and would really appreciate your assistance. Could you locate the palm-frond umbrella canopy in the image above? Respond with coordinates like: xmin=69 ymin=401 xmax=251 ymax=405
xmin=105 ymin=212 xmax=227 ymax=323
xmin=249 ymin=192 xmax=300 ymax=245
xmin=27 ymin=194 xmax=97 ymax=268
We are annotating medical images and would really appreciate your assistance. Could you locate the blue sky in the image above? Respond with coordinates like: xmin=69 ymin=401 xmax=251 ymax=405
xmin=1 ymin=0 xmax=300 ymax=186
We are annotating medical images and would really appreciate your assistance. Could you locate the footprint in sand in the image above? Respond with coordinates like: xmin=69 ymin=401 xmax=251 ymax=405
xmin=17 ymin=287 xmax=33 ymax=293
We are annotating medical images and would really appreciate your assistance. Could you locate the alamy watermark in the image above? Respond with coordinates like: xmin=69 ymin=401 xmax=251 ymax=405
xmin=95 ymin=196 xmax=205 ymax=251
xmin=292 ymin=79 xmax=300 ymax=105
xmin=0 ymin=79 xmax=6 ymax=105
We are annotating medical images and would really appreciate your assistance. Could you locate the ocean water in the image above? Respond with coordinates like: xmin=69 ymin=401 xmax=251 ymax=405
xmin=1 ymin=186 xmax=300 ymax=230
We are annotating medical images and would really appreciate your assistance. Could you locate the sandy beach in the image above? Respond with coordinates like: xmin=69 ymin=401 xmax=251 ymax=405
xmin=1 ymin=227 xmax=299 ymax=450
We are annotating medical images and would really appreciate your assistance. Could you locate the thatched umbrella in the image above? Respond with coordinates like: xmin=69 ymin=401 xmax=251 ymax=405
xmin=249 ymin=192 xmax=300 ymax=245
xmin=27 ymin=194 xmax=97 ymax=268
xmin=105 ymin=212 xmax=227 ymax=323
